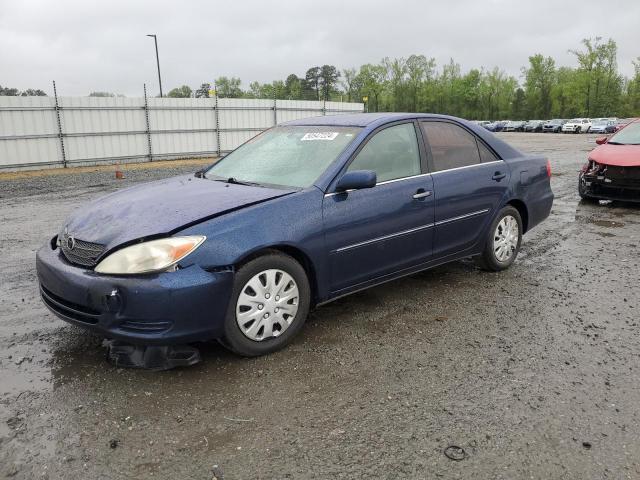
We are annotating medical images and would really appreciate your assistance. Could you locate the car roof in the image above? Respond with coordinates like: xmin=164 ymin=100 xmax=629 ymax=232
xmin=282 ymin=112 xmax=523 ymax=160
xmin=282 ymin=112 xmax=477 ymax=128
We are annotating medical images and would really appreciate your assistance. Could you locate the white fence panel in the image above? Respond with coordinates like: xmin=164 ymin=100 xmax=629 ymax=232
xmin=0 ymin=96 xmax=363 ymax=170
xmin=0 ymin=97 xmax=60 ymax=166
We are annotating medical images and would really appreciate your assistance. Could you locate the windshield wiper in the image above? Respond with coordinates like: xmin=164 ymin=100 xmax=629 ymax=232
xmin=213 ymin=177 xmax=263 ymax=187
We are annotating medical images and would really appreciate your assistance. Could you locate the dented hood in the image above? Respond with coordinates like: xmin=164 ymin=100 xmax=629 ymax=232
xmin=590 ymin=144 xmax=640 ymax=167
xmin=64 ymin=174 xmax=292 ymax=251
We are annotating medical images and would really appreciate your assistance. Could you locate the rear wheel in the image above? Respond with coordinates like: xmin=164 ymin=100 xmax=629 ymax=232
xmin=475 ymin=206 xmax=522 ymax=272
xmin=221 ymin=252 xmax=310 ymax=356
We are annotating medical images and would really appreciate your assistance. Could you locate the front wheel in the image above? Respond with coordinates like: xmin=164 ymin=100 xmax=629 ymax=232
xmin=475 ymin=206 xmax=522 ymax=272
xmin=221 ymin=251 xmax=310 ymax=356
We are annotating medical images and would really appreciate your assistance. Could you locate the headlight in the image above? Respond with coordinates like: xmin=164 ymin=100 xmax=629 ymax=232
xmin=94 ymin=236 xmax=206 ymax=275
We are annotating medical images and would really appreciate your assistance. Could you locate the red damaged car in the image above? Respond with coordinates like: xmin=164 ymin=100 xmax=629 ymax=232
xmin=579 ymin=118 xmax=640 ymax=203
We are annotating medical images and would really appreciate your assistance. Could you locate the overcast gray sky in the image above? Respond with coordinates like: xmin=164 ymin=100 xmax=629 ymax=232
xmin=1 ymin=0 xmax=639 ymax=97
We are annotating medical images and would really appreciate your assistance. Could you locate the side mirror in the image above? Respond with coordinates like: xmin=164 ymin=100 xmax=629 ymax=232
xmin=595 ymin=137 xmax=608 ymax=145
xmin=335 ymin=170 xmax=377 ymax=191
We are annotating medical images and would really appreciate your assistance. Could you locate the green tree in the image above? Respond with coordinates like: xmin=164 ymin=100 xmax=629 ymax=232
xmin=167 ymin=85 xmax=192 ymax=98
xmin=570 ymin=37 xmax=622 ymax=116
xmin=523 ymin=54 xmax=556 ymax=118
xmin=511 ymin=88 xmax=527 ymax=119
xmin=215 ymin=77 xmax=243 ymax=98
xmin=319 ymin=65 xmax=340 ymax=101
xmin=20 ymin=88 xmax=47 ymax=96
xmin=358 ymin=64 xmax=386 ymax=112
xmin=305 ymin=67 xmax=321 ymax=100
xmin=341 ymin=68 xmax=360 ymax=102
xmin=621 ymin=58 xmax=640 ymax=116
xmin=284 ymin=74 xmax=303 ymax=100
xmin=0 ymin=85 xmax=20 ymax=96
xmin=406 ymin=55 xmax=435 ymax=112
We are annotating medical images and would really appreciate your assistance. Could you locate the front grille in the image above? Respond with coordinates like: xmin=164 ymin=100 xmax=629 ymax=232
xmin=604 ymin=166 xmax=640 ymax=181
xmin=40 ymin=284 xmax=101 ymax=324
xmin=59 ymin=232 xmax=105 ymax=267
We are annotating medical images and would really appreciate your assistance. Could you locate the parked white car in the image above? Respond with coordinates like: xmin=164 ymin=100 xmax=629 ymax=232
xmin=562 ymin=118 xmax=592 ymax=133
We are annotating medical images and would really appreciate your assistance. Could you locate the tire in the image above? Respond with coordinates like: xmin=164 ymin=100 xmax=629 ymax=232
xmin=576 ymin=127 xmax=581 ymax=134
xmin=475 ymin=206 xmax=522 ymax=272
xmin=221 ymin=251 xmax=311 ymax=357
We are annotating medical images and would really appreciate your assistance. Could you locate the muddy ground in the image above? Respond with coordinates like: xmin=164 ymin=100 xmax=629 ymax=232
xmin=1 ymin=133 xmax=639 ymax=479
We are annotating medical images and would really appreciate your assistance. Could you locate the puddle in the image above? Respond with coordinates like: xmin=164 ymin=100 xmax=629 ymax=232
xmin=590 ymin=219 xmax=625 ymax=228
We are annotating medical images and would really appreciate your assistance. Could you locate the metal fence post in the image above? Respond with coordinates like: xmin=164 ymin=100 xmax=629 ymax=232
xmin=52 ymin=80 xmax=67 ymax=167
xmin=214 ymin=83 xmax=221 ymax=157
xmin=273 ymin=93 xmax=278 ymax=126
xmin=143 ymin=84 xmax=153 ymax=162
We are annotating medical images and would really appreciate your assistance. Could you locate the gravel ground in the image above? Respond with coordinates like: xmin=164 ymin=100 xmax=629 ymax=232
xmin=1 ymin=133 xmax=639 ymax=479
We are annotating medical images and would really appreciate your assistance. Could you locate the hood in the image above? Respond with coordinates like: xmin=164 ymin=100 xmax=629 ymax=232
xmin=64 ymin=174 xmax=293 ymax=251
xmin=590 ymin=144 xmax=640 ymax=167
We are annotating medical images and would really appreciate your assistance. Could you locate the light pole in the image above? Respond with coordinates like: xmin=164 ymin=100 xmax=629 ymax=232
xmin=146 ymin=34 xmax=163 ymax=97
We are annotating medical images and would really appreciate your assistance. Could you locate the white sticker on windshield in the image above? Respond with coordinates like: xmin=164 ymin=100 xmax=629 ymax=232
xmin=301 ymin=132 xmax=339 ymax=141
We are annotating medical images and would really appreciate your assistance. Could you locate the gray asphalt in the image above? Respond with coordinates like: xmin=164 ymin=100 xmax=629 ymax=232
xmin=1 ymin=133 xmax=639 ymax=479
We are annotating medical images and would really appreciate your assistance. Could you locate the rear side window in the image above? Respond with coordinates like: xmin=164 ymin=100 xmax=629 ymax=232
xmin=477 ymin=140 xmax=498 ymax=163
xmin=347 ymin=123 xmax=421 ymax=182
xmin=421 ymin=122 xmax=481 ymax=172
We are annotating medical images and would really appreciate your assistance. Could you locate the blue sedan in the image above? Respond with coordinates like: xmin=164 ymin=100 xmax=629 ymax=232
xmin=37 ymin=113 xmax=554 ymax=357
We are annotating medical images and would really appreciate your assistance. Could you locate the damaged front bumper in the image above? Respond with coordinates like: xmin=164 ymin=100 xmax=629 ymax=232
xmin=36 ymin=242 xmax=235 ymax=345
xmin=579 ymin=163 xmax=640 ymax=203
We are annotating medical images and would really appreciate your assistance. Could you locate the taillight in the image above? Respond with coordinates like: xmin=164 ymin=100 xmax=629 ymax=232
xmin=546 ymin=159 xmax=552 ymax=178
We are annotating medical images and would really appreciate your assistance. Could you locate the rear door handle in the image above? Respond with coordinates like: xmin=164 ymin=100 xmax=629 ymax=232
xmin=413 ymin=189 xmax=432 ymax=200
xmin=492 ymin=171 xmax=507 ymax=181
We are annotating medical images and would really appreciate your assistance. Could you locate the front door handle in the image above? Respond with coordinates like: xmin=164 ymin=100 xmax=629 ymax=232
xmin=492 ymin=171 xmax=507 ymax=181
xmin=413 ymin=189 xmax=433 ymax=200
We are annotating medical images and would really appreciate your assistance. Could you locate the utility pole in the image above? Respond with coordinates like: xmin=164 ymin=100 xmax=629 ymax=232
xmin=146 ymin=34 xmax=163 ymax=97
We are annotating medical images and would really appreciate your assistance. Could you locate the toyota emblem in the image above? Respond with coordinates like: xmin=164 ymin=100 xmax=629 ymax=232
xmin=66 ymin=235 xmax=76 ymax=250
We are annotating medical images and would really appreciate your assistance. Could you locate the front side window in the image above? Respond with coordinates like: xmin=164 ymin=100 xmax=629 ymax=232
xmin=206 ymin=126 xmax=362 ymax=188
xmin=347 ymin=123 xmax=421 ymax=183
xmin=421 ymin=121 xmax=481 ymax=172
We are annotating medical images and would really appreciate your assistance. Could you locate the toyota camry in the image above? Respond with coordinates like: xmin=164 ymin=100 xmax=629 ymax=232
xmin=37 ymin=113 xmax=554 ymax=357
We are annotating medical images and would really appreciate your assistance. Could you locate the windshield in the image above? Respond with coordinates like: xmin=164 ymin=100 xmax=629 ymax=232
xmin=608 ymin=122 xmax=640 ymax=145
xmin=205 ymin=126 xmax=362 ymax=188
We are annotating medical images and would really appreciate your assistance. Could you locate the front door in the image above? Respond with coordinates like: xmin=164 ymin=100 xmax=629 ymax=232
xmin=323 ymin=122 xmax=435 ymax=293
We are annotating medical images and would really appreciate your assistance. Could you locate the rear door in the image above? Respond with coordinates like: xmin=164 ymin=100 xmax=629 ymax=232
xmin=419 ymin=120 xmax=510 ymax=259
xmin=323 ymin=122 xmax=434 ymax=293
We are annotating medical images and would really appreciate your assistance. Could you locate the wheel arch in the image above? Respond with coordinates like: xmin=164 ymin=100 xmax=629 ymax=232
xmin=506 ymin=198 xmax=529 ymax=233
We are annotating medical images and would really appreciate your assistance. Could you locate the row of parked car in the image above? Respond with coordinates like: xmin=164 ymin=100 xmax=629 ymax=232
xmin=474 ymin=118 xmax=635 ymax=134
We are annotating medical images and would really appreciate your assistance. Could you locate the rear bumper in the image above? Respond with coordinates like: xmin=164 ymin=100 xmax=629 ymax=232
xmin=36 ymin=243 xmax=234 ymax=345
